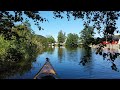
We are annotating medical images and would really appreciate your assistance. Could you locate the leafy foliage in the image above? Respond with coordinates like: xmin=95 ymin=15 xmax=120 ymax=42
xmin=0 ymin=11 xmax=47 ymax=29
xmin=53 ymin=11 xmax=120 ymax=36
xmin=57 ymin=30 xmax=66 ymax=44
xmin=1 ymin=11 xmax=120 ymax=39
xmin=46 ymin=35 xmax=55 ymax=44
xmin=65 ymin=33 xmax=79 ymax=47
xmin=79 ymin=26 xmax=95 ymax=46
xmin=0 ymin=21 xmax=50 ymax=78
xmin=0 ymin=21 xmax=48 ymax=72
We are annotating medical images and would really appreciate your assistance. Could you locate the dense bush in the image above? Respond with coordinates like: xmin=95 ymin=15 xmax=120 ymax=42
xmin=0 ymin=22 xmax=48 ymax=63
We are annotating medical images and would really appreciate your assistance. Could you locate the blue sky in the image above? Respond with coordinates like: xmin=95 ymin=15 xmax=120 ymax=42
xmin=28 ymin=11 xmax=100 ymax=41
xmin=27 ymin=11 xmax=85 ymax=41
xmin=13 ymin=11 xmax=120 ymax=41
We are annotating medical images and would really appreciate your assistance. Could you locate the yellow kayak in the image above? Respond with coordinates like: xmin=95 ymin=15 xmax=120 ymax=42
xmin=34 ymin=58 xmax=58 ymax=79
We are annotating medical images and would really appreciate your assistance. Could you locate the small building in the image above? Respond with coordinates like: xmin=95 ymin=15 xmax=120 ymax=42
xmin=101 ymin=35 xmax=120 ymax=45
xmin=101 ymin=35 xmax=120 ymax=49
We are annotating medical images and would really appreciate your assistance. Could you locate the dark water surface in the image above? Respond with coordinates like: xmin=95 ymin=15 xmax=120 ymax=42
xmin=3 ymin=47 xmax=120 ymax=79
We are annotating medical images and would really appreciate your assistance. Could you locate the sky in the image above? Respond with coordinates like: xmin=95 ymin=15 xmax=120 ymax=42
xmin=13 ymin=11 xmax=120 ymax=41
xmin=27 ymin=11 xmax=86 ymax=41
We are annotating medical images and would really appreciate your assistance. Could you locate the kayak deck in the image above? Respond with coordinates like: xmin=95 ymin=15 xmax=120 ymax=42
xmin=34 ymin=58 xmax=58 ymax=79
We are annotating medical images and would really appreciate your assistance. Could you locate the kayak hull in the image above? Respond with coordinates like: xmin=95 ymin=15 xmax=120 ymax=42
xmin=34 ymin=58 xmax=58 ymax=79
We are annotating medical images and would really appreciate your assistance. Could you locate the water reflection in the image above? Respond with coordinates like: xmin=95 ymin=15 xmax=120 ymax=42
xmin=102 ymin=48 xmax=120 ymax=61
xmin=0 ymin=48 xmax=46 ymax=79
xmin=1 ymin=46 xmax=120 ymax=79
xmin=96 ymin=47 xmax=120 ymax=72
xmin=79 ymin=47 xmax=92 ymax=66
xmin=66 ymin=47 xmax=78 ymax=62
xmin=58 ymin=47 xmax=64 ymax=63
xmin=46 ymin=46 xmax=55 ymax=54
xmin=0 ymin=59 xmax=34 ymax=79
xmin=111 ymin=62 xmax=119 ymax=72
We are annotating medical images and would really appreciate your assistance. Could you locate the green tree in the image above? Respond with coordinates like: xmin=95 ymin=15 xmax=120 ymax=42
xmin=0 ymin=11 xmax=48 ymax=41
xmin=57 ymin=30 xmax=66 ymax=44
xmin=0 ymin=21 xmax=48 ymax=62
xmin=65 ymin=33 xmax=79 ymax=47
xmin=79 ymin=26 xmax=95 ymax=47
xmin=36 ymin=35 xmax=48 ymax=47
xmin=46 ymin=35 xmax=55 ymax=44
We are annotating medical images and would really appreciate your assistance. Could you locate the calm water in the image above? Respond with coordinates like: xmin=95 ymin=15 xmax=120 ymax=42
xmin=4 ymin=47 xmax=120 ymax=79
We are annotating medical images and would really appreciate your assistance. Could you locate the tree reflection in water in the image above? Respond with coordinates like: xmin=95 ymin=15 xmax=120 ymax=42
xmin=0 ymin=59 xmax=33 ymax=79
xmin=79 ymin=45 xmax=120 ymax=72
xmin=58 ymin=47 xmax=66 ymax=63
xmin=58 ymin=47 xmax=63 ymax=63
xmin=79 ymin=46 xmax=92 ymax=66
xmin=96 ymin=46 xmax=120 ymax=72
xmin=0 ymin=49 xmax=46 ymax=79
xmin=46 ymin=46 xmax=55 ymax=54
xmin=66 ymin=47 xmax=78 ymax=62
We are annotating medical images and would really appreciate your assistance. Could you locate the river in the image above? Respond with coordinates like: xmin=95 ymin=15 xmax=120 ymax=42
xmin=2 ymin=47 xmax=120 ymax=79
